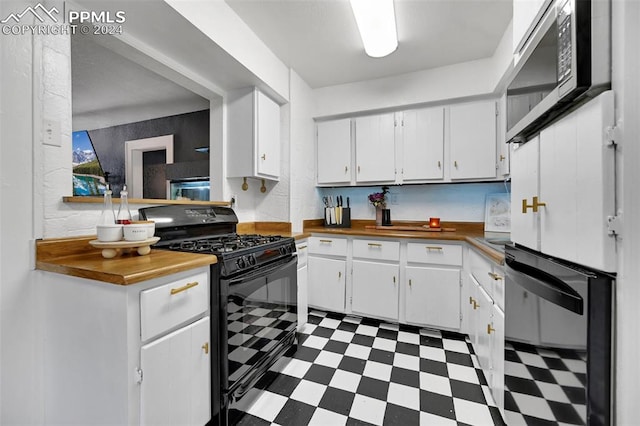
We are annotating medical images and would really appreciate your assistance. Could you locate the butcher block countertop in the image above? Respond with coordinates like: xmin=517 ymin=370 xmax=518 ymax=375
xmin=36 ymin=236 xmax=217 ymax=285
xmin=303 ymin=219 xmax=504 ymax=264
xmin=36 ymin=222 xmax=299 ymax=285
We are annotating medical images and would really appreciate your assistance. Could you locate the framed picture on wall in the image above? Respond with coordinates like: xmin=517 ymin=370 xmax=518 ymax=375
xmin=484 ymin=193 xmax=511 ymax=233
xmin=72 ymin=130 xmax=107 ymax=196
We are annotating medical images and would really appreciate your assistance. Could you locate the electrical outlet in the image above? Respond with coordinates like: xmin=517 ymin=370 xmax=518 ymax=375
xmin=231 ymin=194 xmax=238 ymax=207
xmin=389 ymin=192 xmax=399 ymax=205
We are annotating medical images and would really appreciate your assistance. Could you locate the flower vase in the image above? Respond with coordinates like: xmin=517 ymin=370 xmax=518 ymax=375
xmin=375 ymin=206 xmax=383 ymax=226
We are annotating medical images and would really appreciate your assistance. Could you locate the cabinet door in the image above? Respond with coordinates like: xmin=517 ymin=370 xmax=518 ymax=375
xmin=405 ymin=266 xmax=460 ymax=330
xmin=308 ymin=256 xmax=346 ymax=313
xmin=297 ymin=264 xmax=308 ymax=331
xmin=317 ymin=119 xmax=352 ymax=184
xmin=352 ymin=260 xmax=399 ymax=321
xmin=141 ymin=316 xmax=210 ymax=426
xmin=460 ymin=271 xmax=476 ymax=336
xmin=510 ymin=135 xmax=540 ymax=250
xmin=355 ymin=113 xmax=396 ymax=182
xmin=474 ymin=285 xmax=493 ymax=374
xmin=489 ymin=305 xmax=505 ymax=416
xmin=449 ymin=100 xmax=497 ymax=180
xmin=256 ymin=90 xmax=280 ymax=179
xmin=402 ymin=107 xmax=444 ymax=181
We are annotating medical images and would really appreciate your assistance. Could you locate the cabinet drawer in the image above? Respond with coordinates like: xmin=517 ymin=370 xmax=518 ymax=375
xmin=352 ymin=239 xmax=399 ymax=261
xmin=308 ymin=236 xmax=347 ymax=256
xmin=296 ymin=241 xmax=308 ymax=268
xmin=140 ymin=270 xmax=209 ymax=341
xmin=407 ymin=242 xmax=462 ymax=266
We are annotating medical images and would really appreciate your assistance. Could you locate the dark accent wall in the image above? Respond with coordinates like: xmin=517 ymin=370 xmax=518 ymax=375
xmin=87 ymin=109 xmax=210 ymax=197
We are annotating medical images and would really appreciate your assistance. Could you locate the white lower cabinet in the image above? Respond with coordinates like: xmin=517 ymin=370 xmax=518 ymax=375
xmin=296 ymin=240 xmax=309 ymax=330
xmin=464 ymin=247 xmax=505 ymax=417
xmin=141 ymin=316 xmax=210 ymax=426
xmin=405 ymin=266 xmax=460 ymax=330
xmin=42 ymin=267 xmax=211 ymax=426
xmin=308 ymin=256 xmax=346 ymax=313
xmin=352 ymin=260 xmax=399 ymax=321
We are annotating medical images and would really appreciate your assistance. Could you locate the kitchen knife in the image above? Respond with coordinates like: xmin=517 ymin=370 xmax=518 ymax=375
xmin=337 ymin=196 xmax=342 ymax=225
xmin=346 ymin=197 xmax=350 ymax=208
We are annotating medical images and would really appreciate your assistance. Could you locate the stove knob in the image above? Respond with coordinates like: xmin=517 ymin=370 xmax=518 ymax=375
xmin=279 ymin=247 xmax=287 ymax=255
xmin=248 ymin=255 xmax=256 ymax=266
xmin=236 ymin=257 xmax=246 ymax=269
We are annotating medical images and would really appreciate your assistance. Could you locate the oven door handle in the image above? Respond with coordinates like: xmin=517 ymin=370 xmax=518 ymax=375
xmin=505 ymin=257 xmax=583 ymax=315
xmin=226 ymin=256 xmax=297 ymax=286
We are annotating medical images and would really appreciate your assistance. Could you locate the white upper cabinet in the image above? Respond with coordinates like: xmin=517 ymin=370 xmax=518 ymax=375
xmin=227 ymin=87 xmax=281 ymax=181
xmin=510 ymin=135 xmax=540 ymax=250
xmin=354 ymin=113 xmax=396 ymax=183
xmin=512 ymin=0 xmax=552 ymax=54
xmin=401 ymin=107 xmax=445 ymax=181
xmin=449 ymin=100 xmax=497 ymax=180
xmin=316 ymin=119 xmax=352 ymax=184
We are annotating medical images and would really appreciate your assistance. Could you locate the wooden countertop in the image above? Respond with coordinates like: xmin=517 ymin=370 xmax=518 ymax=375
xmin=36 ymin=236 xmax=217 ymax=285
xmin=36 ymin=221 xmax=298 ymax=285
xmin=303 ymin=219 xmax=504 ymax=264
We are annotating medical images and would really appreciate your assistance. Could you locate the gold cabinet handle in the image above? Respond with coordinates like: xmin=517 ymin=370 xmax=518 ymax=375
xmin=532 ymin=196 xmax=546 ymax=212
xmin=170 ymin=281 xmax=199 ymax=295
xmin=523 ymin=196 xmax=547 ymax=213
xmin=499 ymin=154 xmax=506 ymax=161
xmin=338 ymin=271 xmax=342 ymax=279
xmin=319 ymin=239 xmax=333 ymax=243
xmin=409 ymin=279 xmax=412 ymax=287
xmin=488 ymin=272 xmax=503 ymax=280
xmin=426 ymin=246 xmax=443 ymax=251
xmin=358 ymin=165 xmax=361 ymax=173
xmin=368 ymin=243 xmax=382 ymax=247
xmin=261 ymin=154 xmax=266 ymax=160
xmin=298 ymin=245 xmax=307 ymax=250
xmin=202 ymin=342 xmax=209 ymax=354
xmin=469 ymin=296 xmax=475 ymax=305
xmin=454 ymin=160 xmax=458 ymax=168
xmin=393 ymin=276 xmax=396 ymax=284
xmin=473 ymin=300 xmax=479 ymax=310
xmin=487 ymin=324 xmax=496 ymax=334
xmin=437 ymin=160 xmax=441 ymax=168
xmin=345 ymin=165 xmax=348 ymax=173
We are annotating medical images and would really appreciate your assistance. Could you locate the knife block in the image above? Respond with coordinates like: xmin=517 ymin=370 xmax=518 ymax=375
xmin=324 ymin=207 xmax=351 ymax=228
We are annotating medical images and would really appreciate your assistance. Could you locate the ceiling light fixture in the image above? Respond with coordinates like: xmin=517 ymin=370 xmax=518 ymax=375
xmin=350 ymin=0 xmax=398 ymax=58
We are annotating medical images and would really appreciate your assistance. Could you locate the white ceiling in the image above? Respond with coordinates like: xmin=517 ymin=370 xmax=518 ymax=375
xmin=225 ymin=0 xmax=513 ymax=89
xmin=71 ymin=0 xmax=513 ymax=128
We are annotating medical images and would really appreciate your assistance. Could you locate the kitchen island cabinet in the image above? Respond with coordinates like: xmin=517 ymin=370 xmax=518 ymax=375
xmin=41 ymin=267 xmax=211 ymax=426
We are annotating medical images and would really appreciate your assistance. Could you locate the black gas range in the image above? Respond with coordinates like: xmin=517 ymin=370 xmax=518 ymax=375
xmin=139 ymin=205 xmax=298 ymax=426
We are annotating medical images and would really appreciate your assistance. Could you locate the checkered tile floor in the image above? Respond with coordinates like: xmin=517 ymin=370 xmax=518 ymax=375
xmin=503 ymin=341 xmax=587 ymax=425
xmin=228 ymin=310 xmax=505 ymax=426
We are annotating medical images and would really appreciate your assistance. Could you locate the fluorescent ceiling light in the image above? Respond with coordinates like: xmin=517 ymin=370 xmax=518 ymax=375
xmin=350 ymin=0 xmax=398 ymax=58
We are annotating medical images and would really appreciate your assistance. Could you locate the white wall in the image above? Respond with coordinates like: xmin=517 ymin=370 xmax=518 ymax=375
xmin=0 ymin=1 xmax=44 ymax=422
xmin=289 ymin=70 xmax=324 ymax=232
xmin=313 ymin=20 xmax=513 ymax=118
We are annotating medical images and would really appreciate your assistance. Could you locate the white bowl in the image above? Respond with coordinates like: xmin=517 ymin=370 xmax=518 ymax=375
xmin=123 ymin=224 xmax=149 ymax=242
xmin=96 ymin=224 xmax=123 ymax=242
xmin=132 ymin=220 xmax=155 ymax=238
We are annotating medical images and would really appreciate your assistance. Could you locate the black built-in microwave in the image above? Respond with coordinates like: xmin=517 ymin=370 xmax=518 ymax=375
xmin=506 ymin=0 xmax=610 ymax=144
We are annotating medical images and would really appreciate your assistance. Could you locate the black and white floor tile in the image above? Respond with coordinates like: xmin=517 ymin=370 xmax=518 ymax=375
xmin=503 ymin=341 xmax=587 ymax=426
xmin=229 ymin=310 xmax=505 ymax=426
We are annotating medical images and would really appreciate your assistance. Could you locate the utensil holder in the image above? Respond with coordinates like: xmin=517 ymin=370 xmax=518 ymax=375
xmin=324 ymin=207 xmax=351 ymax=228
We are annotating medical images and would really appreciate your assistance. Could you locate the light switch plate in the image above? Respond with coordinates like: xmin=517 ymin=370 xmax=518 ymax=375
xmin=43 ymin=119 xmax=61 ymax=146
